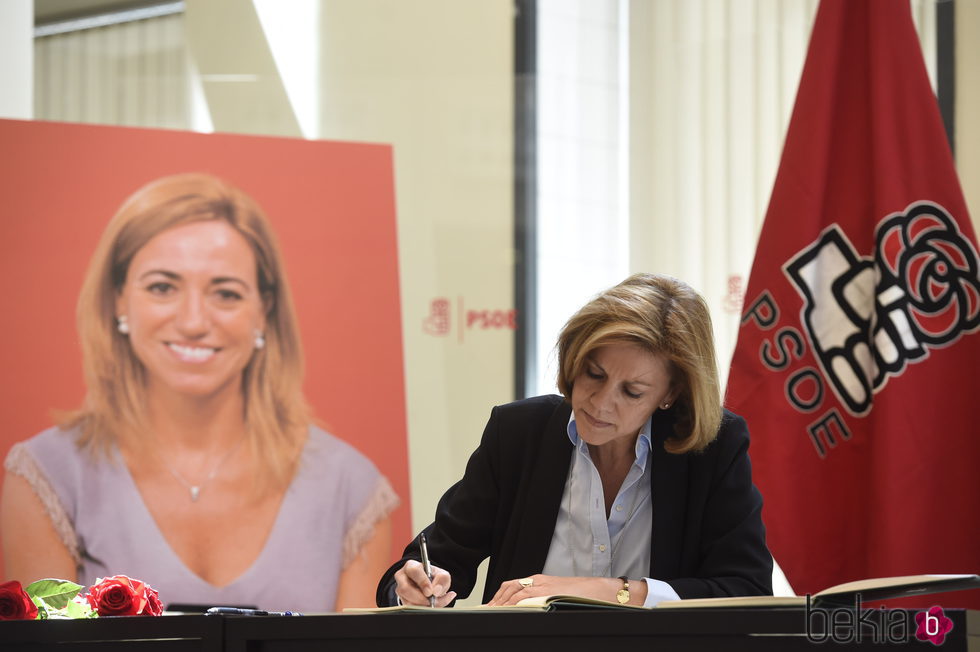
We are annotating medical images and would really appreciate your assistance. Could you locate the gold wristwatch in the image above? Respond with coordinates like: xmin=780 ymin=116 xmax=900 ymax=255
xmin=616 ymin=576 xmax=630 ymax=604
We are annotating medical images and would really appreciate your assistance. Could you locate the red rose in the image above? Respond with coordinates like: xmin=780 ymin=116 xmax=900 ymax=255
xmin=0 ymin=580 xmax=39 ymax=620
xmin=85 ymin=575 xmax=161 ymax=616
xmin=86 ymin=576 xmax=142 ymax=616
xmin=144 ymin=585 xmax=163 ymax=616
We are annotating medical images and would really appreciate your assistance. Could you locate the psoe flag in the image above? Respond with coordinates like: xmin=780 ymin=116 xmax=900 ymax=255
xmin=726 ymin=0 xmax=980 ymax=608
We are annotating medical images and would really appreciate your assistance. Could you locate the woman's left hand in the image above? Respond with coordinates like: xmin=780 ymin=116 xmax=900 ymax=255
xmin=487 ymin=575 xmax=629 ymax=606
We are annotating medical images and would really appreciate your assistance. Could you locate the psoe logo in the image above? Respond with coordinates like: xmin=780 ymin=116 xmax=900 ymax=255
xmin=805 ymin=595 xmax=954 ymax=645
xmin=422 ymin=297 xmax=518 ymax=340
xmin=784 ymin=201 xmax=980 ymax=418
xmin=423 ymin=298 xmax=451 ymax=336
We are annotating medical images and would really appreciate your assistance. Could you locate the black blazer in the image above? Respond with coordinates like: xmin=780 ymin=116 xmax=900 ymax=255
xmin=376 ymin=395 xmax=772 ymax=605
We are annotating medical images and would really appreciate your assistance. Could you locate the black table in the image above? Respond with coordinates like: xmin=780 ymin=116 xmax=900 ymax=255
xmin=2 ymin=608 xmax=976 ymax=651
xmin=1 ymin=613 xmax=221 ymax=651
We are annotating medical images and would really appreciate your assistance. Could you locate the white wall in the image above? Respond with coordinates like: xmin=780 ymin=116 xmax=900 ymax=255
xmin=958 ymin=0 xmax=980 ymax=231
xmin=0 ymin=0 xmax=32 ymax=119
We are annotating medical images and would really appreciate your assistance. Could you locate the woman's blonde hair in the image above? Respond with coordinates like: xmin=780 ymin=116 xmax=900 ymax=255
xmin=556 ymin=273 xmax=722 ymax=454
xmin=62 ymin=173 xmax=309 ymax=487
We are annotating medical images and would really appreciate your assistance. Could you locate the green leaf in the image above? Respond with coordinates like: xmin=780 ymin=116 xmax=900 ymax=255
xmin=25 ymin=579 xmax=84 ymax=610
xmin=31 ymin=597 xmax=59 ymax=620
xmin=33 ymin=599 xmax=50 ymax=620
xmin=65 ymin=599 xmax=96 ymax=619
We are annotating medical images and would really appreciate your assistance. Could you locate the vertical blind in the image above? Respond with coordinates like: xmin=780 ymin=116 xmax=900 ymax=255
xmin=34 ymin=12 xmax=191 ymax=130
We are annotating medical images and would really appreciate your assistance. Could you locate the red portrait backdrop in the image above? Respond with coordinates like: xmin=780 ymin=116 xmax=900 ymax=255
xmin=0 ymin=119 xmax=410 ymax=576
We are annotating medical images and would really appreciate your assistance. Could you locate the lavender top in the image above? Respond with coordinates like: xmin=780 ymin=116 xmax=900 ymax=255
xmin=5 ymin=425 xmax=398 ymax=613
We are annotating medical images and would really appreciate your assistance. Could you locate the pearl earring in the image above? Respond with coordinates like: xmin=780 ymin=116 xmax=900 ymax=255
xmin=254 ymin=330 xmax=265 ymax=350
xmin=117 ymin=315 xmax=130 ymax=335
xmin=661 ymin=402 xmax=670 ymax=409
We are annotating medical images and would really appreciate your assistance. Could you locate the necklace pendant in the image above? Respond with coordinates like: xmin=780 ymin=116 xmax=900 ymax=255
xmin=190 ymin=486 xmax=200 ymax=502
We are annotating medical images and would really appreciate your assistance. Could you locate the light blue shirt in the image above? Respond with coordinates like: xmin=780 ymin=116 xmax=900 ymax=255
xmin=541 ymin=413 xmax=680 ymax=607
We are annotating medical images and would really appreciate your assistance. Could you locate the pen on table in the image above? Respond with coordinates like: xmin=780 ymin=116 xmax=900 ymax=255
xmin=206 ymin=607 xmax=302 ymax=616
xmin=419 ymin=532 xmax=437 ymax=607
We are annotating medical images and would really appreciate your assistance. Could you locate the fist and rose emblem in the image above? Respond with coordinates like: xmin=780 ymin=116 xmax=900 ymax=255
xmin=783 ymin=202 xmax=979 ymax=417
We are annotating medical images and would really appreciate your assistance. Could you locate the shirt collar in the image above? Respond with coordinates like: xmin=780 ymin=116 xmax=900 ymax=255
xmin=566 ymin=410 xmax=653 ymax=466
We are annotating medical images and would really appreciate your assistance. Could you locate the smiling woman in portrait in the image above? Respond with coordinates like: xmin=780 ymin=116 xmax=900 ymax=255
xmin=0 ymin=173 xmax=398 ymax=612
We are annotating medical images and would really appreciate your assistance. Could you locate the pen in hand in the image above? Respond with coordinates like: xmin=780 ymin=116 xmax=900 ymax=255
xmin=419 ymin=532 xmax=437 ymax=607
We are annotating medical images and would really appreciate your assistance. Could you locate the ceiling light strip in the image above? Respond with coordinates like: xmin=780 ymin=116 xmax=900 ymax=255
xmin=35 ymin=1 xmax=186 ymax=38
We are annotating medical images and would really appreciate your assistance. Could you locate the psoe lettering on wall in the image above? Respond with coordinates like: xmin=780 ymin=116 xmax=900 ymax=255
xmin=422 ymin=297 xmax=517 ymax=342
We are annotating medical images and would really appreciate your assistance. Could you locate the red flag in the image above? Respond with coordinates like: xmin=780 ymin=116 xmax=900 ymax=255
xmin=727 ymin=0 xmax=980 ymax=609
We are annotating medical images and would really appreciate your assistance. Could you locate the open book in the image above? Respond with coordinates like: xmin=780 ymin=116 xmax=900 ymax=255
xmin=344 ymin=595 xmax=649 ymax=614
xmin=507 ymin=594 xmax=649 ymax=611
xmin=344 ymin=575 xmax=980 ymax=614
xmin=656 ymin=574 xmax=980 ymax=609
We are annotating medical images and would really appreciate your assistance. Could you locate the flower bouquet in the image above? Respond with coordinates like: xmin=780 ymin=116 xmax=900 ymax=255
xmin=0 ymin=575 xmax=162 ymax=620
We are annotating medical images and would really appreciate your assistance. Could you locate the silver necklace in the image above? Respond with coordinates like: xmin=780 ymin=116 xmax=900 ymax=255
xmin=160 ymin=438 xmax=245 ymax=502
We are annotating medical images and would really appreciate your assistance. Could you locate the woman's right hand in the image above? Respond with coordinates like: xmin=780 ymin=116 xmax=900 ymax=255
xmin=393 ymin=559 xmax=456 ymax=607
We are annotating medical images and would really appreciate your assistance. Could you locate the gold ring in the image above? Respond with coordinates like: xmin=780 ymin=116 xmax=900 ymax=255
xmin=518 ymin=577 xmax=533 ymax=588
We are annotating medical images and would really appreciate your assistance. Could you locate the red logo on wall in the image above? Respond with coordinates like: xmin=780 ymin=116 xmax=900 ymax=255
xmin=423 ymin=298 xmax=451 ymax=336
xmin=723 ymin=274 xmax=746 ymax=314
xmin=422 ymin=297 xmax=516 ymax=342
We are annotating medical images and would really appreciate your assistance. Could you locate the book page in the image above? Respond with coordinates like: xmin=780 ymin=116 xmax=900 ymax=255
xmin=657 ymin=574 xmax=980 ymax=609
xmin=816 ymin=574 xmax=979 ymax=598
xmin=657 ymin=595 xmax=805 ymax=609
xmin=515 ymin=595 xmax=650 ymax=610
xmin=343 ymin=603 xmax=547 ymax=614
xmin=344 ymin=594 xmax=652 ymax=613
